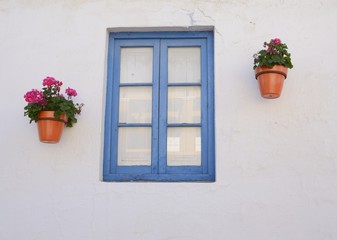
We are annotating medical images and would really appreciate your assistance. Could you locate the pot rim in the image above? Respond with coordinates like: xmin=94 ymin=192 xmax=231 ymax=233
xmin=255 ymin=65 xmax=288 ymax=80
xmin=37 ymin=111 xmax=67 ymax=123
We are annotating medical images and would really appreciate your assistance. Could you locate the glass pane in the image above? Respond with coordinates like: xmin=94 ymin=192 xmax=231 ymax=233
xmin=168 ymin=86 xmax=200 ymax=124
xmin=118 ymin=127 xmax=151 ymax=166
xmin=167 ymin=127 xmax=201 ymax=166
xmin=119 ymin=87 xmax=152 ymax=124
xmin=120 ymin=48 xmax=153 ymax=83
xmin=168 ymin=47 xmax=201 ymax=83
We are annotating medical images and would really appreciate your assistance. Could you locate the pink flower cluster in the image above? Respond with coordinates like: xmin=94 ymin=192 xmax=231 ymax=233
xmin=273 ymin=38 xmax=281 ymax=45
xmin=24 ymin=89 xmax=44 ymax=103
xmin=265 ymin=38 xmax=282 ymax=53
xmin=65 ymin=87 xmax=77 ymax=97
xmin=24 ymin=76 xmax=79 ymax=104
xmin=43 ymin=76 xmax=62 ymax=87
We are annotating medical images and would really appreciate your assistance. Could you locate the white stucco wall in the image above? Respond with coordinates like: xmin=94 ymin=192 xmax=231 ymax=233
xmin=1 ymin=0 xmax=337 ymax=239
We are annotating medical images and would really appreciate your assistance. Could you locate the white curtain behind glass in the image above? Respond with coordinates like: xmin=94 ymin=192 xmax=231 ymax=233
xmin=118 ymin=47 xmax=153 ymax=166
xmin=167 ymin=47 xmax=202 ymax=166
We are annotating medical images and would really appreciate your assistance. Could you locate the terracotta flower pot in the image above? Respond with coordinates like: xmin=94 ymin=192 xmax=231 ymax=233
xmin=37 ymin=111 xmax=67 ymax=143
xmin=255 ymin=65 xmax=288 ymax=99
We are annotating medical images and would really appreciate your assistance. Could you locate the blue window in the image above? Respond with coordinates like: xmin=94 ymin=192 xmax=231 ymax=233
xmin=103 ymin=31 xmax=214 ymax=181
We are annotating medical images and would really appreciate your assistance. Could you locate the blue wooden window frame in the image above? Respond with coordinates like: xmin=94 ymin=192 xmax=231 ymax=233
xmin=103 ymin=31 xmax=215 ymax=182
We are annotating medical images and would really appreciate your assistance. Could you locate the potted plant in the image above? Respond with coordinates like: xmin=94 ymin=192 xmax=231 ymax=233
xmin=24 ymin=76 xmax=84 ymax=143
xmin=253 ymin=38 xmax=293 ymax=99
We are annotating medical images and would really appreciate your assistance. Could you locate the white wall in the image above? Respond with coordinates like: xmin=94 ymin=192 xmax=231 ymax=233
xmin=1 ymin=0 xmax=337 ymax=239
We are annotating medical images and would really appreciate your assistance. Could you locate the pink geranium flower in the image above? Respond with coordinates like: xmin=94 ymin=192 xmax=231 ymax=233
xmin=273 ymin=38 xmax=281 ymax=45
xmin=24 ymin=89 xmax=44 ymax=104
xmin=42 ymin=76 xmax=57 ymax=87
xmin=65 ymin=87 xmax=77 ymax=97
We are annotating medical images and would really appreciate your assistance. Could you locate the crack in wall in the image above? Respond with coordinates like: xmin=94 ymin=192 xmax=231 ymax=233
xmin=197 ymin=7 xmax=215 ymax=23
xmin=180 ymin=7 xmax=223 ymax=37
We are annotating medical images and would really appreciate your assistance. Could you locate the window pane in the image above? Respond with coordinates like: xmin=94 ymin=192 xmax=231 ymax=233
xmin=168 ymin=47 xmax=200 ymax=83
xmin=167 ymin=127 xmax=201 ymax=166
xmin=120 ymin=48 xmax=153 ymax=83
xmin=168 ymin=86 xmax=200 ymax=124
xmin=119 ymin=87 xmax=152 ymax=124
xmin=118 ymin=127 xmax=151 ymax=166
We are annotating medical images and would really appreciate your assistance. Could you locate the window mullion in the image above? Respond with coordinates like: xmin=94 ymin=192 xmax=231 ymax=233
xmin=158 ymin=39 xmax=169 ymax=174
xmin=151 ymin=39 xmax=160 ymax=174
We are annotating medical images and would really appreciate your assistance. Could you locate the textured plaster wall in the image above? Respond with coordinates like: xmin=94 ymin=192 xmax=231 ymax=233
xmin=1 ymin=0 xmax=337 ymax=239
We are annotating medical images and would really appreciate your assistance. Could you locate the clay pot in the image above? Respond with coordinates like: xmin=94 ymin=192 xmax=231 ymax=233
xmin=255 ymin=65 xmax=288 ymax=99
xmin=37 ymin=111 xmax=67 ymax=143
